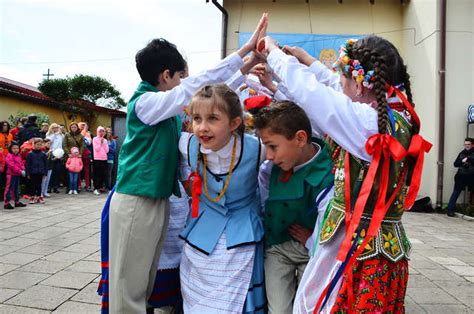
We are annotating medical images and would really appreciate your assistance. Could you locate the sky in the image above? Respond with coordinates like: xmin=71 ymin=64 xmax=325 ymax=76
xmin=0 ymin=0 xmax=223 ymax=101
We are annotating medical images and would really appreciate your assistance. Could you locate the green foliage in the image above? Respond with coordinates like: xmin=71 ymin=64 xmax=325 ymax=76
xmin=8 ymin=111 xmax=50 ymax=127
xmin=38 ymin=78 xmax=70 ymax=102
xmin=38 ymin=74 xmax=126 ymax=109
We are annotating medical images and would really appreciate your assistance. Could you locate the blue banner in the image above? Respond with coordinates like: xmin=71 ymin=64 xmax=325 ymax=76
xmin=239 ymin=33 xmax=362 ymax=68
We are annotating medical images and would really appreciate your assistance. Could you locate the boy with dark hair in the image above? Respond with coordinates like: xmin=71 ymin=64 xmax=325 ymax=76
xmin=108 ymin=14 xmax=268 ymax=313
xmin=254 ymin=101 xmax=334 ymax=314
xmin=26 ymin=138 xmax=47 ymax=204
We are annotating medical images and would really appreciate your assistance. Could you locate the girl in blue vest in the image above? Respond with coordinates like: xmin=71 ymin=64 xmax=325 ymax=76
xmin=179 ymin=83 xmax=266 ymax=313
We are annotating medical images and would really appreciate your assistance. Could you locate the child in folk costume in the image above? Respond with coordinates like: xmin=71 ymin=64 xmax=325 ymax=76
xmin=97 ymin=182 xmax=190 ymax=314
xmin=253 ymin=101 xmax=334 ymax=314
xmin=179 ymin=84 xmax=266 ymax=313
xmin=260 ymin=36 xmax=431 ymax=313
xmin=148 ymin=182 xmax=190 ymax=312
xmin=107 ymin=14 xmax=268 ymax=313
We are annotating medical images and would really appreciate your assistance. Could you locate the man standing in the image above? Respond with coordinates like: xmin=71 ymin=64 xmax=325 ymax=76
xmin=18 ymin=115 xmax=41 ymax=146
xmin=446 ymin=138 xmax=474 ymax=217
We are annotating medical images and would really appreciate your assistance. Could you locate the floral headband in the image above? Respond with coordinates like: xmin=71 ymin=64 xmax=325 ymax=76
xmin=335 ymin=39 xmax=375 ymax=90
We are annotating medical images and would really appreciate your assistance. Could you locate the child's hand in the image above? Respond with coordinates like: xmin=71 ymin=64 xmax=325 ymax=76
xmin=257 ymin=36 xmax=279 ymax=58
xmin=282 ymin=45 xmax=316 ymax=67
xmin=238 ymin=13 xmax=268 ymax=58
xmin=21 ymin=170 xmax=26 ymax=177
xmin=253 ymin=64 xmax=278 ymax=94
xmin=288 ymin=223 xmax=313 ymax=246
xmin=240 ymin=52 xmax=266 ymax=76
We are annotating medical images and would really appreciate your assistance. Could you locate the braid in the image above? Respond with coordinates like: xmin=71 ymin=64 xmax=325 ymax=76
xmin=374 ymin=56 xmax=389 ymax=134
xmin=402 ymin=65 xmax=414 ymax=105
xmin=352 ymin=45 xmax=389 ymax=134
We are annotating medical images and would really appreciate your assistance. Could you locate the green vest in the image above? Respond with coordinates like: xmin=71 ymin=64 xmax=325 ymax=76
xmin=265 ymin=140 xmax=334 ymax=247
xmin=116 ymin=81 xmax=180 ymax=199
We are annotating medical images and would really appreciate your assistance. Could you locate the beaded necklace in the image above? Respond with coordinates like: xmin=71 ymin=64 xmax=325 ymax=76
xmin=202 ymin=135 xmax=237 ymax=203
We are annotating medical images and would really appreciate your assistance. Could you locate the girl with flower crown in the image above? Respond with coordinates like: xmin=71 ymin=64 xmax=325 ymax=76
xmin=258 ymin=36 xmax=431 ymax=313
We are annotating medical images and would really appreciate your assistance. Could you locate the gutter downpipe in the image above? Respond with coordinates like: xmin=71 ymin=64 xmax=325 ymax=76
xmin=436 ymin=0 xmax=447 ymax=209
xmin=207 ymin=0 xmax=228 ymax=59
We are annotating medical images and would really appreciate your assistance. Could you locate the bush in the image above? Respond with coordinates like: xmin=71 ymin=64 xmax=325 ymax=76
xmin=8 ymin=111 xmax=50 ymax=127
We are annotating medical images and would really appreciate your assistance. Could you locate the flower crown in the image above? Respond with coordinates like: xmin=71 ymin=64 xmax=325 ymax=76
xmin=335 ymin=39 xmax=375 ymax=89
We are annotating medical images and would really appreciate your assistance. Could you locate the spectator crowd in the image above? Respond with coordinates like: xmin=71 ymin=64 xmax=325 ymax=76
xmin=0 ymin=115 xmax=117 ymax=209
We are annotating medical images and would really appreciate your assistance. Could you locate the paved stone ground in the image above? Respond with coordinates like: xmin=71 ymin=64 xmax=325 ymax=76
xmin=0 ymin=192 xmax=472 ymax=313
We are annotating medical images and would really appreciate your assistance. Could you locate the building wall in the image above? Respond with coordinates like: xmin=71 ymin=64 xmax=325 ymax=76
xmin=224 ymin=0 xmax=474 ymax=205
xmin=401 ymin=1 xmax=438 ymax=201
xmin=224 ymin=0 xmax=404 ymax=55
xmin=0 ymin=96 xmax=113 ymax=133
xmin=443 ymin=0 xmax=474 ymax=201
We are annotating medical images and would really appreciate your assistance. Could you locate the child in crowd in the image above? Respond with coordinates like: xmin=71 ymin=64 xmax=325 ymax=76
xmin=78 ymin=122 xmax=93 ymax=192
xmin=66 ymin=147 xmax=83 ymax=195
xmin=41 ymin=138 xmax=52 ymax=198
xmin=46 ymin=123 xmax=64 ymax=194
xmin=105 ymin=128 xmax=116 ymax=190
xmin=4 ymin=142 xmax=27 ymax=209
xmin=26 ymin=138 xmax=48 ymax=204
xmin=92 ymin=126 xmax=109 ymax=195
xmin=107 ymin=13 xmax=267 ymax=313
xmin=260 ymin=35 xmax=431 ymax=313
xmin=179 ymin=84 xmax=266 ymax=313
xmin=253 ymin=101 xmax=334 ymax=314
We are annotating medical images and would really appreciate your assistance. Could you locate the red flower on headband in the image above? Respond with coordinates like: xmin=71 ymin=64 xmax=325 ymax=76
xmin=244 ymin=95 xmax=272 ymax=112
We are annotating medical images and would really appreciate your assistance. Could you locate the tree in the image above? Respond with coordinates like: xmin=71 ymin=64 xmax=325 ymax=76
xmin=38 ymin=74 xmax=126 ymax=109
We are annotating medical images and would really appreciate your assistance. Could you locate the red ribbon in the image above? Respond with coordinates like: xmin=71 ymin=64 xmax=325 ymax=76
xmin=385 ymin=83 xmax=420 ymax=129
xmin=314 ymin=134 xmax=407 ymax=313
xmin=385 ymin=83 xmax=433 ymax=209
xmin=404 ymin=134 xmax=432 ymax=209
xmin=185 ymin=171 xmax=202 ymax=218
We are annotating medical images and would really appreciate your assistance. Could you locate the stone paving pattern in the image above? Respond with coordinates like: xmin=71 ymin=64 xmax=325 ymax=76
xmin=0 ymin=192 xmax=472 ymax=313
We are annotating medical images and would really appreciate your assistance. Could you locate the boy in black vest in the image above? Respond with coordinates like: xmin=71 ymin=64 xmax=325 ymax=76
xmin=254 ymin=101 xmax=334 ymax=313
xmin=108 ymin=14 xmax=268 ymax=313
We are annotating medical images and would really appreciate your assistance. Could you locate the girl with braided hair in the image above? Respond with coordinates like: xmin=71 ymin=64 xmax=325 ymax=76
xmin=259 ymin=35 xmax=431 ymax=313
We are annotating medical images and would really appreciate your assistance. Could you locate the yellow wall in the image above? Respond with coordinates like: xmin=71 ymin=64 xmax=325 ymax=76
xmin=224 ymin=0 xmax=474 ymax=204
xmin=0 ymin=96 xmax=113 ymax=132
xmin=224 ymin=0 xmax=404 ymax=55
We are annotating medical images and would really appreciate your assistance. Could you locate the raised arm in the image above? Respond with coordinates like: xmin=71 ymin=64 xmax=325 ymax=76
xmin=265 ymin=45 xmax=378 ymax=161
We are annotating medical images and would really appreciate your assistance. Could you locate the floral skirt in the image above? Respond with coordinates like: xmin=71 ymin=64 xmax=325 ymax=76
xmin=330 ymin=256 xmax=408 ymax=314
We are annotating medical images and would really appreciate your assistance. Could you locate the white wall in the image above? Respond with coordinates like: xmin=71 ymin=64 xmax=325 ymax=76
xmin=401 ymin=1 xmax=438 ymax=202
xmin=443 ymin=0 xmax=474 ymax=202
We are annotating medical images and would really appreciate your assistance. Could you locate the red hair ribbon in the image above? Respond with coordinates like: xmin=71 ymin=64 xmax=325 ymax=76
xmin=404 ymin=134 xmax=432 ymax=209
xmin=385 ymin=83 xmax=433 ymax=209
xmin=185 ymin=171 xmax=202 ymax=218
xmin=244 ymin=95 xmax=272 ymax=112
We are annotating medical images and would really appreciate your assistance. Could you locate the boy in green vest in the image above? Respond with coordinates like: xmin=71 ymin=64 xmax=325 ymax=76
xmin=254 ymin=101 xmax=334 ymax=314
xmin=108 ymin=14 xmax=268 ymax=313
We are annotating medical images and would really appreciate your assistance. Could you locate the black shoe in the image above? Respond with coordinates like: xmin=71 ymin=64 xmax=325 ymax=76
xmin=15 ymin=202 xmax=27 ymax=208
xmin=447 ymin=212 xmax=455 ymax=217
xmin=53 ymin=189 xmax=60 ymax=193
xmin=4 ymin=203 xmax=14 ymax=210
